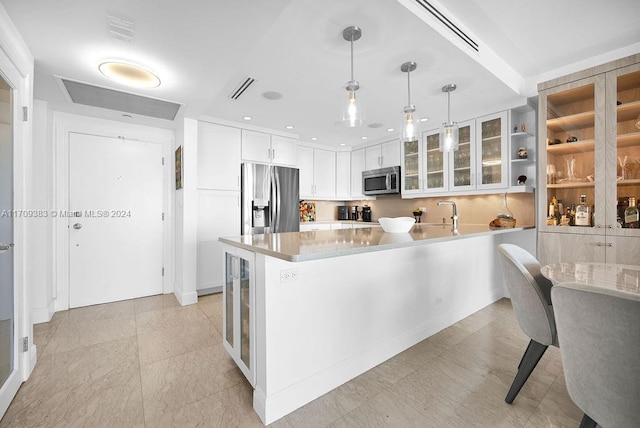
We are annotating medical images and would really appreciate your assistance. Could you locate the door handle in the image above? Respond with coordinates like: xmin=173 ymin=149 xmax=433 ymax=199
xmin=73 ymin=223 xmax=82 ymax=230
xmin=0 ymin=243 xmax=14 ymax=251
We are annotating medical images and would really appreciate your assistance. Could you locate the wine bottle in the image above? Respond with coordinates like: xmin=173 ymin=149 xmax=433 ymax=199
xmin=575 ymin=195 xmax=590 ymax=227
xmin=624 ymin=197 xmax=639 ymax=228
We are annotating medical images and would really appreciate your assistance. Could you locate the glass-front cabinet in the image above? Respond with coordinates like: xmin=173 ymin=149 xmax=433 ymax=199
xmin=450 ymin=120 xmax=475 ymax=192
xmin=537 ymin=55 xmax=640 ymax=265
xmin=223 ymin=246 xmax=255 ymax=385
xmin=402 ymin=139 xmax=421 ymax=194
xmin=423 ymin=131 xmax=448 ymax=193
xmin=476 ymin=111 xmax=508 ymax=190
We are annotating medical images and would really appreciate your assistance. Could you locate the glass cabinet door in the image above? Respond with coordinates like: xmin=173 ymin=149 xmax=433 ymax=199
xmin=402 ymin=139 xmax=421 ymax=193
xmin=224 ymin=252 xmax=234 ymax=348
xmin=450 ymin=120 xmax=475 ymax=191
xmin=423 ymin=131 xmax=447 ymax=192
xmin=610 ymin=65 xmax=640 ymax=233
xmin=239 ymin=256 xmax=251 ymax=368
xmin=542 ymin=75 xmax=603 ymax=230
xmin=477 ymin=112 xmax=508 ymax=189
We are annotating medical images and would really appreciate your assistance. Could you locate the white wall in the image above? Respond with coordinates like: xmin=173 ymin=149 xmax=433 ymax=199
xmin=173 ymin=117 xmax=198 ymax=305
xmin=29 ymin=99 xmax=53 ymax=323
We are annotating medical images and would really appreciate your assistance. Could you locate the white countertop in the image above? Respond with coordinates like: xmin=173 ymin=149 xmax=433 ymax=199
xmin=220 ymin=224 xmax=535 ymax=262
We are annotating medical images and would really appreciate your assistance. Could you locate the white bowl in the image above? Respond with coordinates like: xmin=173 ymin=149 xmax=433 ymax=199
xmin=378 ymin=217 xmax=416 ymax=233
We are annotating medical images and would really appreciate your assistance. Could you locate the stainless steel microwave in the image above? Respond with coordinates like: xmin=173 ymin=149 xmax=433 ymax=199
xmin=362 ymin=166 xmax=401 ymax=196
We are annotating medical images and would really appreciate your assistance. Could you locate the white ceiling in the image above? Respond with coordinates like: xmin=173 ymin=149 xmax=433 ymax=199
xmin=1 ymin=0 xmax=639 ymax=147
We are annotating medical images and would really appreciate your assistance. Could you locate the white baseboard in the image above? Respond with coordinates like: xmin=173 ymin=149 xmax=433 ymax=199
xmin=197 ymin=286 xmax=222 ymax=296
xmin=31 ymin=300 xmax=56 ymax=324
xmin=173 ymin=285 xmax=198 ymax=306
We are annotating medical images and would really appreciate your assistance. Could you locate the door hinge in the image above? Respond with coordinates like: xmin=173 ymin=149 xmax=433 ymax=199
xmin=162 ymin=157 xmax=165 ymax=165
xmin=162 ymin=212 xmax=164 ymax=221
xmin=22 ymin=337 xmax=29 ymax=352
xmin=22 ymin=106 xmax=28 ymax=121
xmin=162 ymin=267 xmax=165 ymax=276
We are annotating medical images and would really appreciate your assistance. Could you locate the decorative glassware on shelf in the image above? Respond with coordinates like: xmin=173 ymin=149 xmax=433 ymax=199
xmin=558 ymin=156 xmax=582 ymax=183
xmin=618 ymin=156 xmax=628 ymax=181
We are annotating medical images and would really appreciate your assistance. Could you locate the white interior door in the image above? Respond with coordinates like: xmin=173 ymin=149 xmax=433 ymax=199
xmin=69 ymin=133 xmax=163 ymax=308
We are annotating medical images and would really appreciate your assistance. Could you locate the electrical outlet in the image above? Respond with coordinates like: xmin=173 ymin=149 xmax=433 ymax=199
xmin=280 ymin=268 xmax=299 ymax=283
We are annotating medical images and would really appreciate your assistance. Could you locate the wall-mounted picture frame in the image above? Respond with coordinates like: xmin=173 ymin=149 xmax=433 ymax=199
xmin=175 ymin=146 xmax=183 ymax=190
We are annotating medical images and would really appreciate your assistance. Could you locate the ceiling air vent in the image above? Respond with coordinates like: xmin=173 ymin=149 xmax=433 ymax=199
xmin=412 ymin=0 xmax=478 ymax=52
xmin=229 ymin=77 xmax=256 ymax=100
xmin=59 ymin=78 xmax=181 ymax=121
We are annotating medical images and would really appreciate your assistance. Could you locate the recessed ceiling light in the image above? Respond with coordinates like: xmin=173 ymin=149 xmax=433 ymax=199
xmin=98 ymin=61 xmax=160 ymax=88
xmin=419 ymin=117 xmax=429 ymax=122
xmin=262 ymin=91 xmax=282 ymax=100
xmin=386 ymin=128 xmax=394 ymax=132
xmin=311 ymin=137 xmax=318 ymax=141
xmin=340 ymin=143 xmax=346 ymax=146
xmin=243 ymin=116 xmax=252 ymax=121
xmin=285 ymin=125 xmax=294 ymax=129
xmin=361 ymin=136 xmax=368 ymax=140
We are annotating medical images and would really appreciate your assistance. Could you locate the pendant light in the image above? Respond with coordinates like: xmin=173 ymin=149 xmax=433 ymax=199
xmin=341 ymin=26 xmax=364 ymax=127
xmin=400 ymin=61 xmax=420 ymax=143
xmin=439 ymin=83 xmax=459 ymax=152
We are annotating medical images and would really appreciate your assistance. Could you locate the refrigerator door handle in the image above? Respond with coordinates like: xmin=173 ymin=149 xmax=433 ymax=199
xmin=271 ymin=168 xmax=279 ymax=232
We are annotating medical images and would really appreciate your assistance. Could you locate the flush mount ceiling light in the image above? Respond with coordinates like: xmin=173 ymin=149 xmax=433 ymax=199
xmin=341 ymin=26 xmax=364 ymax=127
xmin=98 ymin=61 xmax=160 ymax=88
xmin=400 ymin=61 xmax=420 ymax=144
xmin=439 ymin=83 xmax=459 ymax=152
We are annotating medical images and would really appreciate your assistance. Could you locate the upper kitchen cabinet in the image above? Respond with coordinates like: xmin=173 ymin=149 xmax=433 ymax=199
xmin=401 ymin=138 xmax=422 ymax=194
xmin=350 ymin=148 xmax=369 ymax=199
xmin=365 ymin=140 xmax=400 ymax=170
xmin=335 ymin=151 xmax=351 ymax=199
xmin=450 ymin=120 xmax=476 ymax=192
xmin=476 ymin=111 xmax=508 ymax=190
xmin=537 ymin=54 xmax=640 ymax=265
xmin=197 ymin=121 xmax=241 ymax=191
xmin=241 ymin=130 xmax=297 ymax=166
xmin=298 ymin=145 xmax=336 ymax=200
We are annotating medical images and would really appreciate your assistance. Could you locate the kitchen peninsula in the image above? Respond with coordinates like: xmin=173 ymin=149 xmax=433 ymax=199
xmin=219 ymin=224 xmax=535 ymax=424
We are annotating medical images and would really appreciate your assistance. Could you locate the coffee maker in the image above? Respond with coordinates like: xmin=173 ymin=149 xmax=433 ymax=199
xmin=351 ymin=206 xmax=359 ymax=221
xmin=337 ymin=206 xmax=349 ymax=220
xmin=362 ymin=205 xmax=372 ymax=222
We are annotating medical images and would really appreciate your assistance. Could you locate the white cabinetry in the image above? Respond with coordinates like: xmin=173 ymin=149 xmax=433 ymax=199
xmin=298 ymin=146 xmax=336 ymax=199
xmin=365 ymin=140 xmax=400 ymax=170
xmin=336 ymin=151 xmax=351 ymax=199
xmin=198 ymin=122 xmax=241 ymax=190
xmin=222 ymin=245 xmax=255 ymax=386
xmin=196 ymin=121 xmax=241 ymax=293
xmin=476 ymin=111 xmax=508 ymax=190
xmin=241 ymin=130 xmax=297 ymax=166
xmin=508 ymin=105 xmax=536 ymax=192
xmin=351 ymin=148 xmax=367 ymax=199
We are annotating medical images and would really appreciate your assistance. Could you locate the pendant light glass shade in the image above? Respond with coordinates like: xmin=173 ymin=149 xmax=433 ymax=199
xmin=439 ymin=83 xmax=459 ymax=152
xmin=341 ymin=26 xmax=364 ymax=127
xmin=400 ymin=62 xmax=420 ymax=143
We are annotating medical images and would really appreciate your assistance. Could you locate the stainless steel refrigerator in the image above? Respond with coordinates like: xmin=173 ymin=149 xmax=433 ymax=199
xmin=241 ymin=163 xmax=300 ymax=235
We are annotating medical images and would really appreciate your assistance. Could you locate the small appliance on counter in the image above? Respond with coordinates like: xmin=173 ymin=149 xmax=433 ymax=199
xmin=362 ymin=205 xmax=372 ymax=222
xmin=337 ymin=205 xmax=349 ymax=220
xmin=351 ymin=206 xmax=359 ymax=221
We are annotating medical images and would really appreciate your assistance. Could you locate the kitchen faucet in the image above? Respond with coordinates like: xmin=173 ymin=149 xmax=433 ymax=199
xmin=437 ymin=201 xmax=458 ymax=231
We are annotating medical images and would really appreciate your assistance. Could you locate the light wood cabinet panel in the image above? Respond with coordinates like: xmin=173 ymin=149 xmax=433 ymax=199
xmin=538 ymin=232 xmax=606 ymax=266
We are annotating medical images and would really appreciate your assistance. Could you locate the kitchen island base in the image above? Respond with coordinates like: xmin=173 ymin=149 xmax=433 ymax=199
xmin=221 ymin=227 xmax=535 ymax=425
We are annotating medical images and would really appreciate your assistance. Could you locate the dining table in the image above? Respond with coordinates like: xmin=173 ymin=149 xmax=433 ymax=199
xmin=540 ymin=262 xmax=640 ymax=296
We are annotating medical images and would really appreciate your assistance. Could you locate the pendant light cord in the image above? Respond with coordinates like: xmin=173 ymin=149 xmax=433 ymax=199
xmin=447 ymin=90 xmax=451 ymax=122
xmin=407 ymin=69 xmax=411 ymax=106
xmin=350 ymin=36 xmax=354 ymax=82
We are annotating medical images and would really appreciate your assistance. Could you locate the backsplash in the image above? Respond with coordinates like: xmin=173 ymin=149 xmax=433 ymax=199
xmin=310 ymin=193 xmax=535 ymax=226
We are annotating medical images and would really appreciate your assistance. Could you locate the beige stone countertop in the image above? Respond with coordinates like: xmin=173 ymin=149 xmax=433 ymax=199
xmin=220 ymin=224 xmax=535 ymax=262
xmin=300 ymin=220 xmax=380 ymax=225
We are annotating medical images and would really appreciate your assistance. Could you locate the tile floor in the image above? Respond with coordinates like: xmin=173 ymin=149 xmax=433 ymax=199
xmin=0 ymin=295 xmax=583 ymax=427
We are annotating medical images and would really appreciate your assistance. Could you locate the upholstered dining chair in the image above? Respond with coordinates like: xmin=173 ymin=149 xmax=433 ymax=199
xmin=551 ymin=281 xmax=640 ymax=428
xmin=496 ymin=244 xmax=557 ymax=404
